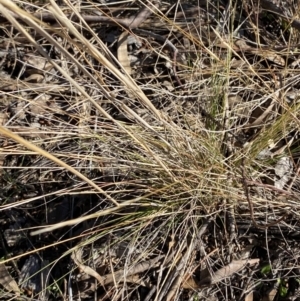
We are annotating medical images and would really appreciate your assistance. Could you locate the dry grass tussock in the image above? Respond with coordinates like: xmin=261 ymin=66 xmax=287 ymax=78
xmin=1 ymin=0 xmax=300 ymax=300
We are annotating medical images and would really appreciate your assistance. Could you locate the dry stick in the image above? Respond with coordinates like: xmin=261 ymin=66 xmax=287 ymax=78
xmin=240 ymin=160 xmax=288 ymax=229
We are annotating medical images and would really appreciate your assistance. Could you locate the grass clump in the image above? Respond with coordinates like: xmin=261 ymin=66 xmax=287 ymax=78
xmin=1 ymin=0 xmax=300 ymax=300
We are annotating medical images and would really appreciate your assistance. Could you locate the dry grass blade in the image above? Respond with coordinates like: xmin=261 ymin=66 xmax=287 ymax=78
xmin=30 ymin=200 xmax=166 ymax=235
xmin=0 ymin=126 xmax=119 ymax=206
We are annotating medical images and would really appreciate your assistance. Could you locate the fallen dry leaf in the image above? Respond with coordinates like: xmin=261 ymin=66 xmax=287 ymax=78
xmin=0 ymin=263 xmax=20 ymax=295
xmin=199 ymin=259 xmax=259 ymax=286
